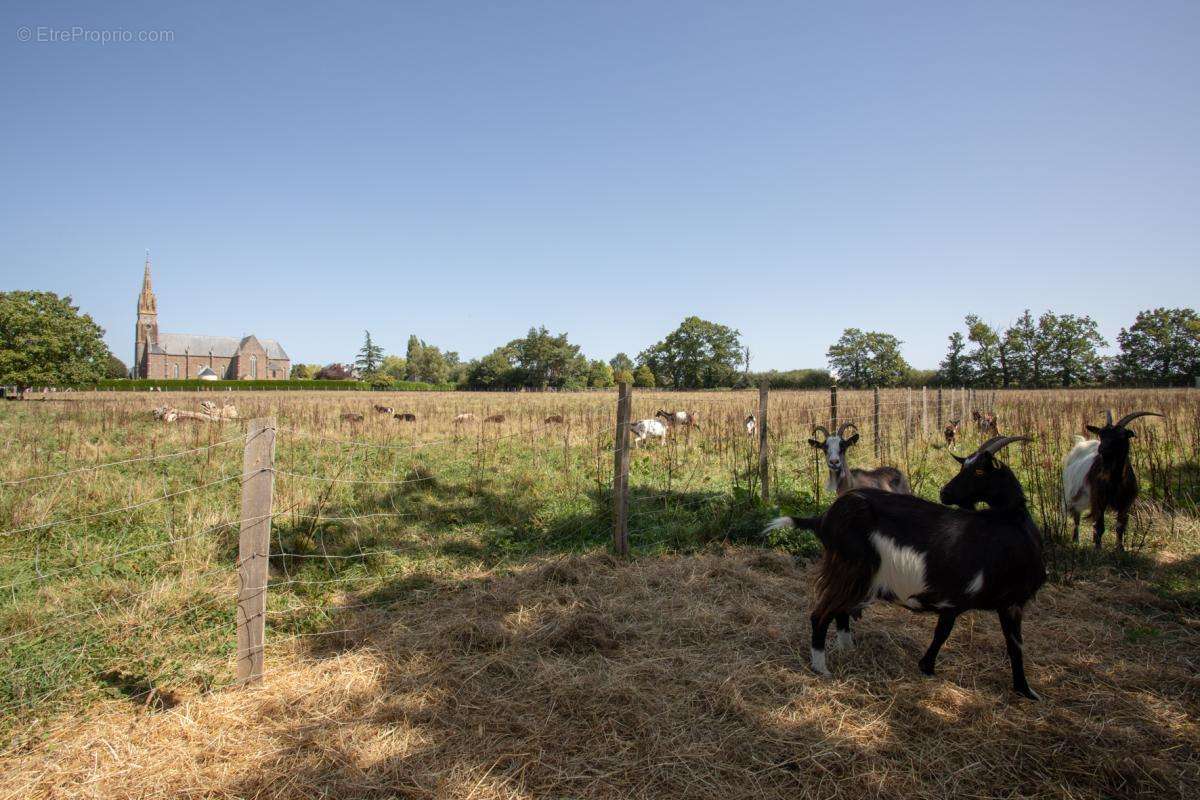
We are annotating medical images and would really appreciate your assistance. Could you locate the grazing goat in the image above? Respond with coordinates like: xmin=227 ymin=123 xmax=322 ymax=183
xmin=544 ymin=414 xmax=564 ymax=424
xmin=394 ymin=412 xmax=417 ymax=422
xmin=1063 ymin=410 xmax=1162 ymax=550
xmin=484 ymin=413 xmax=505 ymax=423
xmin=656 ymin=409 xmax=699 ymax=428
xmin=808 ymin=423 xmax=911 ymax=496
xmin=629 ymin=418 xmax=668 ymax=446
xmin=972 ymin=410 xmax=999 ymax=437
xmin=374 ymin=405 xmax=394 ymax=414
xmin=765 ymin=435 xmax=1044 ymax=699
xmin=452 ymin=413 xmax=475 ymax=424
xmin=340 ymin=412 xmax=365 ymax=423
xmin=943 ymin=419 xmax=960 ymax=448
xmin=744 ymin=414 xmax=756 ymax=436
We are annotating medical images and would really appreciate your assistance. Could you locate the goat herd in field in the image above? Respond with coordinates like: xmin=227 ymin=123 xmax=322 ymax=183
xmin=767 ymin=408 xmax=1163 ymax=700
xmin=336 ymin=398 xmax=1164 ymax=700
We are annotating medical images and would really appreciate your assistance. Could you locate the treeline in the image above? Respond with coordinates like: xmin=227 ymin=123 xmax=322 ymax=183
xmin=309 ymin=307 xmax=1198 ymax=393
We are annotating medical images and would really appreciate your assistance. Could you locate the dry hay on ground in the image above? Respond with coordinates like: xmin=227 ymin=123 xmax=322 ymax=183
xmin=4 ymin=549 xmax=1199 ymax=800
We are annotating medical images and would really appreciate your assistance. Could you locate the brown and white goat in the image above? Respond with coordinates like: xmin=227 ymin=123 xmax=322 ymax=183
xmin=972 ymin=409 xmax=999 ymax=437
xmin=656 ymin=409 xmax=698 ymax=429
xmin=943 ymin=419 xmax=961 ymax=448
xmin=766 ymin=436 xmax=1045 ymax=699
xmin=1063 ymin=410 xmax=1162 ymax=550
xmin=808 ymin=423 xmax=911 ymax=497
xmin=374 ymin=405 xmax=394 ymax=414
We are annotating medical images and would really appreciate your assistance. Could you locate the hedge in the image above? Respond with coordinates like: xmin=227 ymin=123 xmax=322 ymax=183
xmin=88 ymin=379 xmax=455 ymax=392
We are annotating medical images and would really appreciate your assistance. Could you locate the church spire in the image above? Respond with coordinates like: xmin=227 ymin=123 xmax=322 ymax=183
xmin=142 ymin=250 xmax=152 ymax=292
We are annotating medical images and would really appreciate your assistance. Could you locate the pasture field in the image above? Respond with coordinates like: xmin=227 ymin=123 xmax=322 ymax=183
xmin=1 ymin=387 xmax=1199 ymax=799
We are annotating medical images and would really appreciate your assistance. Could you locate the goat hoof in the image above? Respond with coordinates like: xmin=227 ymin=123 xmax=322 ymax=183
xmin=918 ymin=661 xmax=936 ymax=677
xmin=1015 ymin=685 xmax=1040 ymax=701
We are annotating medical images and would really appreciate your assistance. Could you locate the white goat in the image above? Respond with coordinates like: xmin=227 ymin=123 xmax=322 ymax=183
xmin=629 ymin=418 xmax=668 ymax=446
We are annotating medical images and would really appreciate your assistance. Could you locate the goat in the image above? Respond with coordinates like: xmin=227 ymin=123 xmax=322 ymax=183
xmin=452 ymin=413 xmax=475 ymax=424
xmin=943 ymin=419 xmax=960 ymax=448
xmin=484 ymin=413 xmax=505 ymax=423
xmin=629 ymin=418 xmax=668 ymax=446
xmin=656 ymin=409 xmax=699 ymax=428
xmin=744 ymin=414 xmax=756 ymax=436
xmin=544 ymin=414 xmax=564 ymax=424
xmin=808 ymin=423 xmax=911 ymax=496
xmin=374 ymin=405 xmax=394 ymax=414
xmin=1063 ymin=410 xmax=1162 ymax=550
xmin=394 ymin=412 xmax=417 ymax=422
xmin=764 ymin=435 xmax=1044 ymax=699
xmin=340 ymin=412 xmax=365 ymax=423
xmin=972 ymin=409 xmax=999 ymax=437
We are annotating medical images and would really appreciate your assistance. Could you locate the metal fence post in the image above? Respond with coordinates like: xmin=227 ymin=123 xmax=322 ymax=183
xmin=937 ymin=387 xmax=944 ymax=432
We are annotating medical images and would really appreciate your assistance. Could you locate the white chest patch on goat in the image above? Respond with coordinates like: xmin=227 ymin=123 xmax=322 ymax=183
xmin=869 ymin=532 xmax=928 ymax=608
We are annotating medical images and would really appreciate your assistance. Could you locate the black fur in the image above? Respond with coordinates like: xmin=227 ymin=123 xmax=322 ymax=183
xmin=780 ymin=438 xmax=1045 ymax=699
xmin=1074 ymin=410 xmax=1162 ymax=550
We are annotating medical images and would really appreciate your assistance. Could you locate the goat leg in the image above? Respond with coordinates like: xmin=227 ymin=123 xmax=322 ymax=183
xmin=1070 ymin=511 xmax=1081 ymax=543
xmin=998 ymin=605 xmax=1039 ymax=700
xmin=809 ymin=612 xmax=833 ymax=676
xmin=1115 ymin=507 xmax=1129 ymax=551
xmin=834 ymin=612 xmax=853 ymax=649
xmin=1092 ymin=504 xmax=1107 ymax=550
xmin=918 ymin=611 xmax=959 ymax=676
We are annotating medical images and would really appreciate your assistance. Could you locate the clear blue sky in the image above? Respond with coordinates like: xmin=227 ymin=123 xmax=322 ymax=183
xmin=2 ymin=1 xmax=1197 ymax=370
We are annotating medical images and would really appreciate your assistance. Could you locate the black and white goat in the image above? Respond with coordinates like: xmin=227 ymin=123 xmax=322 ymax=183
xmin=808 ymin=423 xmax=911 ymax=496
xmin=1063 ymin=410 xmax=1162 ymax=550
xmin=765 ymin=435 xmax=1045 ymax=699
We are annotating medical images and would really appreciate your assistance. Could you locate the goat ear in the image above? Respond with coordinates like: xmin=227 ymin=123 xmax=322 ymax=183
xmin=807 ymin=438 xmax=823 ymax=449
xmin=1085 ymin=425 xmax=1102 ymax=435
xmin=1126 ymin=429 xmax=1136 ymax=438
xmin=845 ymin=433 xmax=859 ymax=447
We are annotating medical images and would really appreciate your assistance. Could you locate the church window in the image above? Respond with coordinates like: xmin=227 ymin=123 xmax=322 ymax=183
xmin=250 ymin=355 xmax=258 ymax=378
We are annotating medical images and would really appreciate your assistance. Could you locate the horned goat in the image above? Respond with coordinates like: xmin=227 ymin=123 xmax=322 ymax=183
xmin=1063 ymin=410 xmax=1162 ymax=550
xmin=765 ymin=435 xmax=1045 ymax=699
xmin=808 ymin=423 xmax=910 ymax=496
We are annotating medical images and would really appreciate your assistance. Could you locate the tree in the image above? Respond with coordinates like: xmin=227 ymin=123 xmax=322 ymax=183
xmin=637 ymin=317 xmax=742 ymax=389
xmin=380 ymin=355 xmax=407 ymax=380
xmin=964 ymin=315 xmax=1004 ymax=387
xmin=404 ymin=335 xmax=421 ymax=379
xmin=290 ymin=363 xmax=312 ymax=379
xmin=613 ymin=368 xmax=634 ymax=385
xmin=749 ymin=369 xmax=833 ymax=389
xmin=465 ymin=348 xmax=516 ymax=389
xmin=1003 ymin=310 xmax=1045 ymax=388
xmin=404 ymin=336 xmax=451 ymax=384
xmin=609 ymin=352 xmax=634 ymax=374
xmin=1114 ymin=308 xmax=1200 ymax=386
xmin=826 ymin=328 xmax=910 ymax=388
xmin=633 ymin=364 xmax=656 ymax=388
xmin=355 ymin=330 xmax=384 ymax=376
xmin=1040 ymin=312 xmax=1107 ymax=387
xmin=509 ymin=327 xmax=586 ymax=389
xmin=587 ymin=359 xmax=615 ymax=388
xmin=105 ymin=353 xmax=128 ymax=379
xmin=0 ymin=291 xmax=109 ymax=390
xmin=937 ymin=332 xmax=971 ymax=386
xmin=315 ymin=363 xmax=353 ymax=380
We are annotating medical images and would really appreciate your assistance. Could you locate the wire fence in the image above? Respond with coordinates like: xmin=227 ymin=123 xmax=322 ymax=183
xmin=2 ymin=383 xmax=1196 ymax=743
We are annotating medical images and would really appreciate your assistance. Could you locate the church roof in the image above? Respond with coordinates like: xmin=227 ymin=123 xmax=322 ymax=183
xmin=152 ymin=333 xmax=289 ymax=360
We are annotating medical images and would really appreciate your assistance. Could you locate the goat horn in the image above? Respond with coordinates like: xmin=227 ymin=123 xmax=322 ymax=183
xmin=976 ymin=435 xmax=1031 ymax=457
xmin=811 ymin=425 xmax=830 ymax=440
xmin=837 ymin=422 xmax=857 ymax=438
xmin=1114 ymin=410 xmax=1163 ymax=428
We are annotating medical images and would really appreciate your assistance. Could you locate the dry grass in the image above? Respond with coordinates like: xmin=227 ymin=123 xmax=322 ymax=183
xmin=4 ymin=548 xmax=1198 ymax=800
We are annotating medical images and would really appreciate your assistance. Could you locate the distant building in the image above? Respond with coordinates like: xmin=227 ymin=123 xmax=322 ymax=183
xmin=133 ymin=253 xmax=290 ymax=380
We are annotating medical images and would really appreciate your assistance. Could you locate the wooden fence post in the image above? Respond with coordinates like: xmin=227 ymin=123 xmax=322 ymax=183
xmin=922 ymin=386 xmax=928 ymax=437
xmin=873 ymin=387 xmax=881 ymax=459
xmin=830 ymin=385 xmax=838 ymax=429
xmin=758 ymin=381 xmax=770 ymax=502
xmin=937 ymin=388 xmax=944 ymax=432
xmin=612 ymin=382 xmax=631 ymax=557
xmin=237 ymin=417 xmax=276 ymax=685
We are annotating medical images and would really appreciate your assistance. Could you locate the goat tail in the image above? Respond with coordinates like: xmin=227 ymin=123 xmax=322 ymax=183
xmin=763 ymin=515 xmax=821 ymax=533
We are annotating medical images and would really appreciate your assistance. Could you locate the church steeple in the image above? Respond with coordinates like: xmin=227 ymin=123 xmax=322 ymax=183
xmin=134 ymin=251 xmax=159 ymax=377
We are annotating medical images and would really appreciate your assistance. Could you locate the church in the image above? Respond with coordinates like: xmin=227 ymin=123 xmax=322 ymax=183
xmin=133 ymin=254 xmax=291 ymax=380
